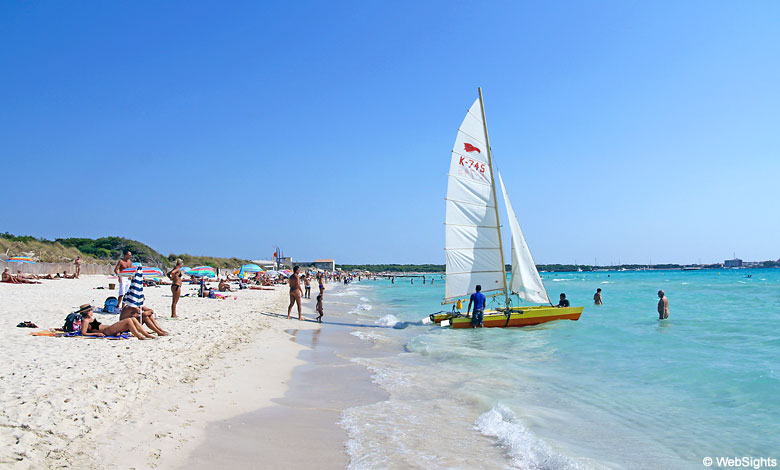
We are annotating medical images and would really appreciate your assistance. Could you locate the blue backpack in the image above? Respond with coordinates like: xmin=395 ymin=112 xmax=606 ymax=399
xmin=103 ymin=296 xmax=119 ymax=314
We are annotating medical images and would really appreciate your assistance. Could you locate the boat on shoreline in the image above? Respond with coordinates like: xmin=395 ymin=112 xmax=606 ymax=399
xmin=432 ymin=89 xmax=583 ymax=328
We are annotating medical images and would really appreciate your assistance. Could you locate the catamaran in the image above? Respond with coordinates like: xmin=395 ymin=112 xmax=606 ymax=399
xmin=431 ymin=89 xmax=583 ymax=328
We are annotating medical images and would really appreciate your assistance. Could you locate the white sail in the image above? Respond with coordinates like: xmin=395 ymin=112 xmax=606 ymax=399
xmin=444 ymin=99 xmax=505 ymax=302
xmin=498 ymin=172 xmax=550 ymax=305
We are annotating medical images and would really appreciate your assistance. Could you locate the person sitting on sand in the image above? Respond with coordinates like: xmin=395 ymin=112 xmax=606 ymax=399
xmin=315 ymin=294 xmax=323 ymax=323
xmin=2 ymin=268 xmax=20 ymax=283
xmin=76 ymin=304 xmax=155 ymax=340
xmin=218 ymin=279 xmax=232 ymax=292
xmin=119 ymin=305 xmax=169 ymax=336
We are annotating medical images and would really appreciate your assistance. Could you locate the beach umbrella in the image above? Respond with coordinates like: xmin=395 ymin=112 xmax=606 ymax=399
xmin=124 ymin=266 xmax=145 ymax=308
xmin=188 ymin=266 xmax=217 ymax=278
xmin=118 ymin=266 xmax=164 ymax=277
xmin=6 ymin=256 xmax=36 ymax=276
xmin=132 ymin=262 xmax=142 ymax=267
xmin=238 ymin=263 xmax=264 ymax=278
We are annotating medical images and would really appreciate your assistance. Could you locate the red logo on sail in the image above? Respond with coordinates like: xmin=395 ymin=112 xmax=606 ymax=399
xmin=464 ymin=143 xmax=481 ymax=153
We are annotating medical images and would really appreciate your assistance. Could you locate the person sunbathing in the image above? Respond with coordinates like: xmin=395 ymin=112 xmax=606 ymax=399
xmin=119 ymin=305 xmax=169 ymax=336
xmin=2 ymin=268 xmax=20 ymax=283
xmin=218 ymin=279 xmax=232 ymax=292
xmin=13 ymin=270 xmax=41 ymax=284
xmin=78 ymin=304 xmax=155 ymax=340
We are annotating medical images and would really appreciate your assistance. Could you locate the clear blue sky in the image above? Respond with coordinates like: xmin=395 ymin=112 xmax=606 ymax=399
xmin=2 ymin=1 xmax=778 ymax=265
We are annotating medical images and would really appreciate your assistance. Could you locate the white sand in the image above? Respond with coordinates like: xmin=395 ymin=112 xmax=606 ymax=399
xmin=0 ymin=275 xmax=317 ymax=469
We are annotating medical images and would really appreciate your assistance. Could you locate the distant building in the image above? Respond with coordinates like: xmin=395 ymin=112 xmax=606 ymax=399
xmin=314 ymin=259 xmax=335 ymax=271
xmin=295 ymin=258 xmax=336 ymax=272
xmin=724 ymin=258 xmax=743 ymax=268
xmin=251 ymin=259 xmax=276 ymax=270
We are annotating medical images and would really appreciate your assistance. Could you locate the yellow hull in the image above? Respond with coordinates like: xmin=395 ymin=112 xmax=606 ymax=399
xmin=431 ymin=306 xmax=583 ymax=328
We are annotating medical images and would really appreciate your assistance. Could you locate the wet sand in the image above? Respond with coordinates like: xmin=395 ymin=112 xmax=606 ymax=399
xmin=180 ymin=325 xmax=387 ymax=469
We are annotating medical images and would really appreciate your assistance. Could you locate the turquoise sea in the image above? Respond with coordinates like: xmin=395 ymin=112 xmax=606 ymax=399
xmin=326 ymin=269 xmax=780 ymax=469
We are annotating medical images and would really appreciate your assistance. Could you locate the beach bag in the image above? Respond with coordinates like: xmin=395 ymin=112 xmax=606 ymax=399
xmin=63 ymin=313 xmax=83 ymax=333
xmin=104 ymin=296 xmax=119 ymax=313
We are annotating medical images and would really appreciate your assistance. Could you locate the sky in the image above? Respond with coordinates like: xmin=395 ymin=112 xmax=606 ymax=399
xmin=1 ymin=1 xmax=779 ymax=265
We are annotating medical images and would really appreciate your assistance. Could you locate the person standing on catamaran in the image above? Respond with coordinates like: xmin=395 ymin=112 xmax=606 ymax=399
xmin=467 ymin=285 xmax=486 ymax=328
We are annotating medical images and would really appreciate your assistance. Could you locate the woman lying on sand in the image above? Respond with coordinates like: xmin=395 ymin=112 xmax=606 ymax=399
xmin=119 ymin=305 xmax=169 ymax=336
xmin=77 ymin=304 xmax=156 ymax=340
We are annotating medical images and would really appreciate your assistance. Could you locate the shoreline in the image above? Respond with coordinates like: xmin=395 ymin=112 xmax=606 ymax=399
xmin=96 ymin=280 xmax=387 ymax=470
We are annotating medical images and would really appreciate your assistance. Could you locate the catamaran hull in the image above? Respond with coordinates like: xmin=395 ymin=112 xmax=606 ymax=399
xmin=432 ymin=306 xmax=583 ymax=329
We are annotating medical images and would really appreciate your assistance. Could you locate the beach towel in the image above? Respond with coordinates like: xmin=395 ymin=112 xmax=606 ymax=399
xmin=62 ymin=331 xmax=131 ymax=339
xmin=30 ymin=330 xmax=130 ymax=339
xmin=124 ymin=267 xmax=144 ymax=308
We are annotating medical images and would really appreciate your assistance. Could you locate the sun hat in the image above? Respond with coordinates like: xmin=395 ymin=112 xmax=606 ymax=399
xmin=74 ymin=304 xmax=93 ymax=315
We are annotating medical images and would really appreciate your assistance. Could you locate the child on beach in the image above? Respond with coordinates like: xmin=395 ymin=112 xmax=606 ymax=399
xmin=315 ymin=294 xmax=323 ymax=323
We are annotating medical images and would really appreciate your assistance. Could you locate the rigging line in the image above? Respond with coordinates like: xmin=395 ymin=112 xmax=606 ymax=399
xmin=446 ymin=173 xmax=492 ymax=187
xmin=444 ymin=247 xmax=502 ymax=251
xmin=456 ymin=128 xmax=486 ymax=147
xmin=444 ymin=198 xmax=496 ymax=208
xmin=445 ymin=270 xmax=505 ymax=275
xmin=444 ymin=223 xmax=501 ymax=228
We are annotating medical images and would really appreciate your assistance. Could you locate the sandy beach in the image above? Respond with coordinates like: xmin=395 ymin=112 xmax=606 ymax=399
xmin=0 ymin=275 xmax=335 ymax=469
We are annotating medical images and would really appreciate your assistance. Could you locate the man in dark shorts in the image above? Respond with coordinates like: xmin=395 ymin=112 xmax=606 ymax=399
xmin=467 ymin=284 xmax=486 ymax=328
xmin=557 ymin=293 xmax=570 ymax=308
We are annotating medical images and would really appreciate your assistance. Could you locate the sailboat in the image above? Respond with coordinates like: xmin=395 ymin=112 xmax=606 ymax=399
xmin=431 ymin=89 xmax=583 ymax=328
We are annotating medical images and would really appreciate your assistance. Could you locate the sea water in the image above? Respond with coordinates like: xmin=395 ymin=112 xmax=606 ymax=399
xmin=326 ymin=270 xmax=780 ymax=469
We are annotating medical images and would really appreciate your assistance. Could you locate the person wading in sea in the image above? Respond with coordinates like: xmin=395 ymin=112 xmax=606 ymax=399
xmin=287 ymin=266 xmax=304 ymax=321
xmin=467 ymin=284 xmax=486 ymax=328
xmin=657 ymin=290 xmax=669 ymax=319
xmin=594 ymin=288 xmax=603 ymax=305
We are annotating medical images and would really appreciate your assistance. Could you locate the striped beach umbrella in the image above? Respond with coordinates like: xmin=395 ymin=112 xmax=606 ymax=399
xmin=118 ymin=266 xmax=164 ymax=277
xmin=124 ymin=266 xmax=145 ymax=308
xmin=7 ymin=256 xmax=35 ymax=264
xmin=187 ymin=266 xmax=217 ymax=278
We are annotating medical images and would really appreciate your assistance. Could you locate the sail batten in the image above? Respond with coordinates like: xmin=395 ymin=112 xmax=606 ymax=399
xmin=498 ymin=172 xmax=550 ymax=305
xmin=444 ymin=98 xmax=504 ymax=302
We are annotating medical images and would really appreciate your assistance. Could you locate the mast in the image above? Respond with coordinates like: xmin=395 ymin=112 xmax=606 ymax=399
xmin=478 ymin=87 xmax=510 ymax=307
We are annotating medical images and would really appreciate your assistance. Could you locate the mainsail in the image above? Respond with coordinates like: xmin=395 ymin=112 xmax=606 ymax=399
xmin=498 ymin=172 xmax=550 ymax=304
xmin=444 ymin=98 xmax=505 ymax=302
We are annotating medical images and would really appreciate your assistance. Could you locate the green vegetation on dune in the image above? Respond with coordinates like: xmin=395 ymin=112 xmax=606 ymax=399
xmin=1 ymin=233 xmax=249 ymax=268
xmin=166 ymin=253 xmax=250 ymax=269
